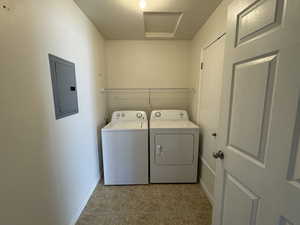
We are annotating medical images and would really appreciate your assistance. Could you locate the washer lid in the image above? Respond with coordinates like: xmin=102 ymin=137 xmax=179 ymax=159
xmin=103 ymin=121 xmax=148 ymax=131
xmin=150 ymin=120 xmax=199 ymax=129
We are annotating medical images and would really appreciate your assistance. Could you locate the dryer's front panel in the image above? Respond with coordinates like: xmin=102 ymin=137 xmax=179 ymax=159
xmin=155 ymin=134 xmax=194 ymax=165
xmin=150 ymin=130 xmax=199 ymax=183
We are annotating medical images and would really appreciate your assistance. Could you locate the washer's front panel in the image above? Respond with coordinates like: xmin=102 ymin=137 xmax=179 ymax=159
xmin=102 ymin=130 xmax=148 ymax=185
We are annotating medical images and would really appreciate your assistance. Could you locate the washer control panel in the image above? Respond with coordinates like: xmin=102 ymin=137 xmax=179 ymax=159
xmin=151 ymin=110 xmax=189 ymax=120
xmin=112 ymin=111 xmax=147 ymax=121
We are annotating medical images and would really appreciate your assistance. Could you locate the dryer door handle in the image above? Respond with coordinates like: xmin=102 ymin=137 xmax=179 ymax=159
xmin=156 ymin=145 xmax=162 ymax=155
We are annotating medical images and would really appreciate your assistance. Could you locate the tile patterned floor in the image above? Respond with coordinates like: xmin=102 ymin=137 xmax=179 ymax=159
xmin=76 ymin=183 xmax=212 ymax=225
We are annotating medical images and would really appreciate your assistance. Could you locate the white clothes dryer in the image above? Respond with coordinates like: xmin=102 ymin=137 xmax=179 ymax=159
xmin=150 ymin=110 xmax=199 ymax=183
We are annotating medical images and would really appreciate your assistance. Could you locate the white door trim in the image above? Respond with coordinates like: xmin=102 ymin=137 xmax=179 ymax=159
xmin=196 ymin=33 xmax=227 ymax=123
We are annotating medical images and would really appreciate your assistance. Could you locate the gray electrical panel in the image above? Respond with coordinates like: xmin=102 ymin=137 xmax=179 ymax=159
xmin=49 ymin=54 xmax=79 ymax=119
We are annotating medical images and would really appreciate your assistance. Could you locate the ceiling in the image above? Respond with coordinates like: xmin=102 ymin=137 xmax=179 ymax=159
xmin=74 ymin=0 xmax=222 ymax=40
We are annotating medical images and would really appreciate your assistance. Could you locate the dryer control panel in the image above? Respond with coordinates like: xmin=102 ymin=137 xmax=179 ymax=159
xmin=112 ymin=111 xmax=147 ymax=121
xmin=151 ymin=110 xmax=189 ymax=120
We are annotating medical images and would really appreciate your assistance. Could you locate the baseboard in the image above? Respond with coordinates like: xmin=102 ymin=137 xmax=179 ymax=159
xmin=200 ymin=179 xmax=215 ymax=206
xmin=201 ymin=157 xmax=216 ymax=176
xmin=69 ymin=177 xmax=101 ymax=225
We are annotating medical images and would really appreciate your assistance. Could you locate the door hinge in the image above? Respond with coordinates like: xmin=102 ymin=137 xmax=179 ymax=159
xmin=201 ymin=62 xmax=204 ymax=70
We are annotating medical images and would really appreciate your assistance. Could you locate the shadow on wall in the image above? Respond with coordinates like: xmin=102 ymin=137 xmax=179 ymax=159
xmin=97 ymin=122 xmax=108 ymax=181
xmin=197 ymin=131 xmax=204 ymax=183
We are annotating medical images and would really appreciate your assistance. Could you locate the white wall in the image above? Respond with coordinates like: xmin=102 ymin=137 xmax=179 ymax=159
xmin=190 ymin=0 xmax=233 ymax=203
xmin=0 ymin=1 xmax=106 ymax=225
xmin=105 ymin=40 xmax=191 ymax=88
xmin=105 ymin=40 xmax=192 ymax=115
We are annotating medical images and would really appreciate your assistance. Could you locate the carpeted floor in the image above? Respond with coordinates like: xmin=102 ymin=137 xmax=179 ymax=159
xmin=76 ymin=183 xmax=212 ymax=225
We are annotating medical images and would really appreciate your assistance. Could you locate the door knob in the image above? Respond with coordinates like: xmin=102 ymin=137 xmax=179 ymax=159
xmin=213 ymin=151 xmax=224 ymax=160
xmin=212 ymin=133 xmax=217 ymax=137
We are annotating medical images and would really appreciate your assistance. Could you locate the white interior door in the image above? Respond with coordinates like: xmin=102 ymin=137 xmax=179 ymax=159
xmin=213 ymin=0 xmax=300 ymax=225
xmin=198 ymin=35 xmax=226 ymax=174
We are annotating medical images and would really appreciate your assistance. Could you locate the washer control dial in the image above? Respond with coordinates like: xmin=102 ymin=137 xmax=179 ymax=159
xmin=136 ymin=112 xmax=143 ymax=119
xmin=155 ymin=112 xmax=162 ymax=118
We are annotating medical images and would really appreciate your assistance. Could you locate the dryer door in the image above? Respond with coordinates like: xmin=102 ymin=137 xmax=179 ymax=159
xmin=155 ymin=134 xmax=194 ymax=165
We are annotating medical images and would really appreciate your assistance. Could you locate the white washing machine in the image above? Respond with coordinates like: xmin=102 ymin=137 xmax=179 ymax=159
xmin=102 ymin=111 xmax=148 ymax=185
xmin=150 ymin=110 xmax=199 ymax=183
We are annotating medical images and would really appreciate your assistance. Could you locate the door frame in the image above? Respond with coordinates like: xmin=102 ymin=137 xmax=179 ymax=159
xmin=196 ymin=32 xmax=227 ymax=123
xmin=195 ymin=32 xmax=227 ymax=208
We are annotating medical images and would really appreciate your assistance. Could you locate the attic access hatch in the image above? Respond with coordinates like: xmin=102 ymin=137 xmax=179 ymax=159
xmin=143 ymin=12 xmax=183 ymax=39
